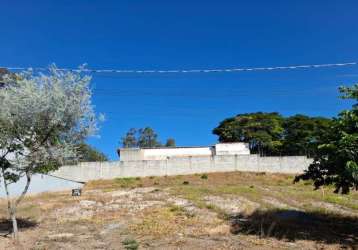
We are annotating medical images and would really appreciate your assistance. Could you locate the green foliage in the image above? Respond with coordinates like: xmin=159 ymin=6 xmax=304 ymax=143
xmin=121 ymin=127 xmax=175 ymax=148
xmin=295 ymin=84 xmax=358 ymax=194
xmin=0 ymin=68 xmax=17 ymax=88
xmin=213 ymin=112 xmax=333 ymax=156
xmin=0 ymin=68 xmax=9 ymax=87
xmin=165 ymin=138 xmax=176 ymax=147
xmin=0 ymin=66 xmax=99 ymax=237
xmin=282 ymin=115 xmax=332 ymax=156
xmin=138 ymin=127 xmax=160 ymax=147
xmin=200 ymin=174 xmax=208 ymax=179
xmin=213 ymin=112 xmax=284 ymax=155
xmin=121 ymin=128 xmax=138 ymax=148
xmin=122 ymin=238 xmax=139 ymax=250
xmin=115 ymin=177 xmax=139 ymax=188
xmin=0 ymin=67 xmax=98 ymax=180
xmin=77 ymin=143 xmax=108 ymax=162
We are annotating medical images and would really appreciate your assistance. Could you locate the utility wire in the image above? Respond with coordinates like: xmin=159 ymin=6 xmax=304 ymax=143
xmin=1 ymin=61 xmax=357 ymax=74
xmin=44 ymin=173 xmax=86 ymax=184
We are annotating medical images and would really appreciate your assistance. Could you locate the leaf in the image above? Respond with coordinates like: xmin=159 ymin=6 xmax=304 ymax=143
xmin=346 ymin=161 xmax=358 ymax=181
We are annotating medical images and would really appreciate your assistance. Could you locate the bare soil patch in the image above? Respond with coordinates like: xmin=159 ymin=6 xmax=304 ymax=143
xmin=0 ymin=171 xmax=357 ymax=249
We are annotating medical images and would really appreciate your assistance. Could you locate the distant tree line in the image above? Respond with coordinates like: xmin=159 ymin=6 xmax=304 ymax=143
xmin=121 ymin=127 xmax=176 ymax=148
xmin=213 ymin=112 xmax=332 ymax=157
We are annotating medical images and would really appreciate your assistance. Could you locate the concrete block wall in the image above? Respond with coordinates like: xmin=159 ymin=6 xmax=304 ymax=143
xmin=1 ymin=155 xmax=312 ymax=197
xmin=52 ymin=155 xmax=313 ymax=182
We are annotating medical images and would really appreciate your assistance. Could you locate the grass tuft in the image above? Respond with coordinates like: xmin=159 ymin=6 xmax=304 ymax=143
xmin=201 ymin=174 xmax=208 ymax=180
xmin=122 ymin=238 xmax=139 ymax=250
xmin=115 ymin=177 xmax=139 ymax=188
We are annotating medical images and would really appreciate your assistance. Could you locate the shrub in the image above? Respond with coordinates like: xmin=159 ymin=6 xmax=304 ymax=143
xmin=122 ymin=238 xmax=139 ymax=250
xmin=201 ymin=174 xmax=208 ymax=180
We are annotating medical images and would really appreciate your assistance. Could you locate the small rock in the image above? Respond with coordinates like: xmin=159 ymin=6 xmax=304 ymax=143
xmin=48 ymin=233 xmax=74 ymax=239
xmin=106 ymin=204 xmax=120 ymax=210
xmin=79 ymin=200 xmax=97 ymax=208
xmin=208 ymin=224 xmax=231 ymax=235
xmin=100 ymin=223 xmax=125 ymax=235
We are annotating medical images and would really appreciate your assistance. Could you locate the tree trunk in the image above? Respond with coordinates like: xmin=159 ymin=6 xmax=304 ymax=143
xmin=2 ymin=176 xmax=19 ymax=239
xmin=10 ymin=207 xmax=18 ymax=240
xmin=1 ymin=168 xmax=32 ymax=240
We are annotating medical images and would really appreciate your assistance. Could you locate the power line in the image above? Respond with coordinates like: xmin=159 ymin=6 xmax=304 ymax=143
xmin=44 ymin=173 xmax=86 ymax=184
xmin=1 ymin=61 xmax=357 ymax=74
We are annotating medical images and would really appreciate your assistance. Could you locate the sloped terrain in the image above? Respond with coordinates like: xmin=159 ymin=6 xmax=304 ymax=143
xmin=0 ymin=172 xmax=357 ymax=249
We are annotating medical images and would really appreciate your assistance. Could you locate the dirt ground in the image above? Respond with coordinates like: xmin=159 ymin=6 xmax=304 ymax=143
xmin=0 ymin=171 xmax=357 ymax=250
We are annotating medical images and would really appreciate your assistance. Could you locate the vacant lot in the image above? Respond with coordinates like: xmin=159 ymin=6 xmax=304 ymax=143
xmin=0 ymin=171 xmax=357 ymax=249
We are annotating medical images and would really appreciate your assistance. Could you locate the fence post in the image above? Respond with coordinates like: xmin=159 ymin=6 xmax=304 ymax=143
xmin=100 ymin=162 xmax=103 ymax=179
xmin=189 ymin=156 xmax=192 ymax=171
xmin=235 ymin=154 xmax=238 ymax=171
xmin=166 ymin=157 xmax=169 ymax=176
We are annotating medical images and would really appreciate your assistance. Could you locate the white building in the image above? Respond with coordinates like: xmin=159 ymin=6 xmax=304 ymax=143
xmin=118 ymin=142 xmax=250 ymax=161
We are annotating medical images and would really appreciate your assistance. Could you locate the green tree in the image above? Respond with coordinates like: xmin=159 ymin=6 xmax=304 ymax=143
xmin=0 ymin=67 xmax=98 ymax=238
xmin=165 ymin=138 xmax=176 ymax=147
xmin=138 ymin=127 xmax=160 ymax=148
xmin=213 ymin=112 xmax=284 ymax=155
xmin=282 ymin=115 xmax=332 ymax=156
xmin=295 ymin=84 xmax=358 ymax=194
xmin=121 ymin=128 xmax=138 ymax=148
xmin=121 ymin=127 xmax=164 ymax=148
xmin=77 ymin=143 xmax=107 ymax=162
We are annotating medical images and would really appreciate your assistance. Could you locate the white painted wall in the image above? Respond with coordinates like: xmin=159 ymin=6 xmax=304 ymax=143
xmin=119 ymin=148 xmax=143 ymax=161
xmin=0 ymin=155 xmax=313 ymax=197
xmin=0 ymin=174 xmax=83 ymax=198
xmin=119 ymin=142 xmax=250 ymax=161
xmin=215 ymin=143 xmax=250 ymax=155
xmin=142 ymin=147 xmax=212 ymax=160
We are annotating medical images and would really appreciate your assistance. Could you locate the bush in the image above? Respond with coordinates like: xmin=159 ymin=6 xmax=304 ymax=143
xmin=122 ymin=238 xmax=139 ymax=250
xmin=201 ymin=174 xmax=208 ymax=180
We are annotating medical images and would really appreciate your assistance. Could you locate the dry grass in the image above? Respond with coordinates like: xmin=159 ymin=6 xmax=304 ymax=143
xmin=129 ymin=206 xmax=198 ymax=238
xmin=0 ymin=171 xmax=357 ymax=249
xmin=88 ymin=171 xmax=358 ymax=212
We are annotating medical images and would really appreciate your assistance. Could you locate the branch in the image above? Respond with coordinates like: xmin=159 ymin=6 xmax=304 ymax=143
xmin=31 ymin=126 xmax=57 ymax=154
xmin=15 ymin=170 xmax=32 ymax=206
xmin=0 ymin=148 xmax=10 ymax=161
xmin=1 ymin=167 xmax=13 ymax=217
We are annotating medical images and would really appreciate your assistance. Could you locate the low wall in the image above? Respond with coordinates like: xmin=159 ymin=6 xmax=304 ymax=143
xmin=1 ymin=155 xmax=312 ymax=197
xmin=0 ymin=174 xmax=83 ymax=198
xmin=53 ymin=155 xmax=312 ymax=182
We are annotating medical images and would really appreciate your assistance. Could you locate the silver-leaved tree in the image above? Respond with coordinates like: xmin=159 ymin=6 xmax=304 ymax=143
xmin=0 ymin=66 xmax=98 ymax=239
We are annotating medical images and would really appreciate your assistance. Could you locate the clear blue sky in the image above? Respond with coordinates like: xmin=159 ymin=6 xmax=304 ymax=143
xmin=1 ymin=1 xmax=358 ymax=160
